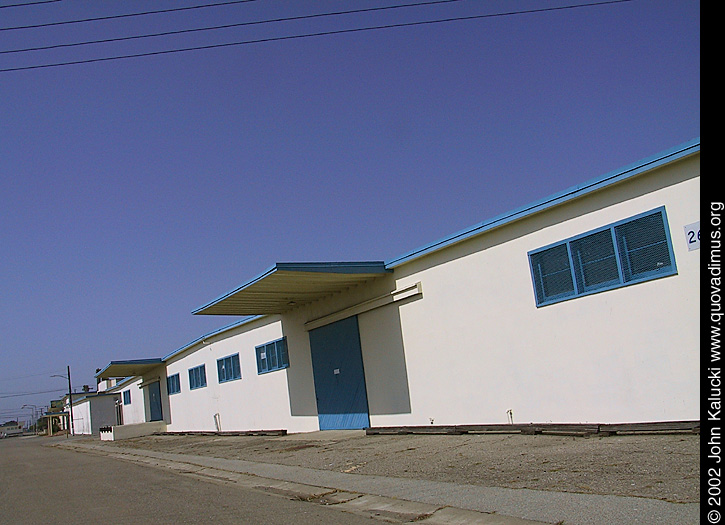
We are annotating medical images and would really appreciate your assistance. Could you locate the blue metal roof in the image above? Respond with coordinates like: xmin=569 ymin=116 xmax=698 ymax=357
xmin=384 ymin=137 xmax=700 ymax=268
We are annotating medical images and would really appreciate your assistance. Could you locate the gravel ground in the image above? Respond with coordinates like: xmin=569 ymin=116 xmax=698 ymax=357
xmin=98 ymin=431 xmax=700 ymax=504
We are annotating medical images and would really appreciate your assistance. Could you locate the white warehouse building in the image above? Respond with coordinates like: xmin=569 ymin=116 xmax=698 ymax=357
xmin=96 ymin=138 xmax=700 ymax=436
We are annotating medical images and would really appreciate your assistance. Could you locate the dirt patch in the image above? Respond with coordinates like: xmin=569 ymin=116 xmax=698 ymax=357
xmin=100 ymin=431 xmax=699 ymax=503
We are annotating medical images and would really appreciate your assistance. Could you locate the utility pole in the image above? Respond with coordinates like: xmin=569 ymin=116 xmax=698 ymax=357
xmin=67 ymin=365 xmax=74 ymax=436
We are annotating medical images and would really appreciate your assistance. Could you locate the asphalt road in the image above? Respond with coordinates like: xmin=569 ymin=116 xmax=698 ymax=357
xmin=0 ymin=435 xmax=377 ymax=524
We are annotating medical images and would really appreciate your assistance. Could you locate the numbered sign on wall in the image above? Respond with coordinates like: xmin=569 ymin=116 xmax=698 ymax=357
xmin=684 ymin=221 xmax=700 ymax=251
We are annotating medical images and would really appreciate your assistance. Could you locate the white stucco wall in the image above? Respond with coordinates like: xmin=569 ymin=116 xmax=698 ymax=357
xmin=151 ymin=150 xmax=699 ymax=432
xmin=117 ymin=378 xmax=146 ymax=425
xmin=384 ymin=155 xmax=699 ymax=425
xmin=70 ymin=400 xmax=92 ymax=435
xmin=165 ymin=316 xmax=319 ymax=433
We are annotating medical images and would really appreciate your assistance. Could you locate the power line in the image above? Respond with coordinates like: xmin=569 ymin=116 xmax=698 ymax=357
xmin=1 ymin=0 xmax=465 ymax=56
xmin=0 ymin=0 xmax=259 ymax=31
xmin=0 ymin=388 xmax=68 ymax=399
xmin=0 ymin=0 xmax=633 ymax=74
xmin=0 ymin=0 xmax=60 ymax=9
xmin=0 ymin=369 xmax=68 ymax=381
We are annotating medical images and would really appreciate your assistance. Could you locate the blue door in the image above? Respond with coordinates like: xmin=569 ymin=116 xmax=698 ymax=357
xmin=309 ymin=316 xmax=370 ymax=430
xmin=148 ymin=381 xmax=163 ymax=422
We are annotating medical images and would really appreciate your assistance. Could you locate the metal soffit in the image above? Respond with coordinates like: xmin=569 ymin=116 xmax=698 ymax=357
xmin=192 ymin=262 xmax=392 ymax=316
xmin=95 ymin=359 xmax=163 ymax=380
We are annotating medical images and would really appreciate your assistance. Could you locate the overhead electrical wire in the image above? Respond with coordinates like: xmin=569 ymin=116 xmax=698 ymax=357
xmin=0 ymin=0 xmax=259 ymax=31
xmin=1 ymin=0 xmax=466 ymax=55
xmin=0 ymin=369 xmax=68 ymax=381
xmin=0 ymin=0 xmax=60 ymax=9
xmin=0 ymin=387 xmax=70 ymax=399
xmin=0 ymin=0 xmax=633 ymax=73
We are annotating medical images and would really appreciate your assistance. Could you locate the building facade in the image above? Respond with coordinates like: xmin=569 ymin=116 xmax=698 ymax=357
xmin=96 ymin=138 xmax=700 ymax=435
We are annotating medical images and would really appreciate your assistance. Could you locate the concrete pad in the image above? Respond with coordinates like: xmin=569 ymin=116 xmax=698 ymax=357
xmin=423 ymin=506 xmax=549 ymax=524
xmin=336 ymin=494 xmax=441 ymax=522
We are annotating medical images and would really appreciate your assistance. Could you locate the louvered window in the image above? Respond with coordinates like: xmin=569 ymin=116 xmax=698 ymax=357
xmin=188 ymin=364 xmax=207 ymax=390
xmin=529 ymin=207 xmax=676 ymax=306
xmin=217 ymin=354 xmax=241 ymax=383
xmin=256 ymin=337 xmax=289 ymax=374
xmin=167 ymin=373 xmax=181 ymax=395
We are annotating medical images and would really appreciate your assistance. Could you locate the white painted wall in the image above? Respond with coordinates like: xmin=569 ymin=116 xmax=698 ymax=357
xmin=384 ymin=156 xmax=699 ymax=425
xmin=165 ymin=315 xmax=318 ymax=433
xmin=70 ymin=400 xmax=92 ymax=435
xmin=153 ymin=151 xmax=699 ymax=432
xmin=116 ymin=378 xmax=146 ymax=425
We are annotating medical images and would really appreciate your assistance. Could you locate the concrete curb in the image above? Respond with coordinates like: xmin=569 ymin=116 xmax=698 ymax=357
xmin=52 ymin=441 xmax=698 ymax=524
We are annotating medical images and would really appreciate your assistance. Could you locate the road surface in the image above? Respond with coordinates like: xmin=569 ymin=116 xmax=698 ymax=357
xmin=0 ymin=435 xmax=377 ymax=524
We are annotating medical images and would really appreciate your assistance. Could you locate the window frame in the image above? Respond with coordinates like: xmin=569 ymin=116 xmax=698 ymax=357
xmin=188 ymin=364 xmax=207 ymax=390
xmin=528 ymin=206 xmax=677 ymax=307
xmin=167 ymin=373 xmax=181 ymax=395
xmin=217 ymin=353 xmax=242 ymax=384
xmin=122 ymin=390 xmax=131 ymax=405
xmin=255 ymin=337 xmax=290 ymax=375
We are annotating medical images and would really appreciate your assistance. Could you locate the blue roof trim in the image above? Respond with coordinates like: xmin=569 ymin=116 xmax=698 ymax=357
xmin=94 ymin=358 xmax=163 ymax=378
xmin=385 ymin=137 xmax=700 ymax=268
xmin=191 ymin=261 xmax=390 ymax=315
xmin=162 ymin=316 xmax=264 ymax=361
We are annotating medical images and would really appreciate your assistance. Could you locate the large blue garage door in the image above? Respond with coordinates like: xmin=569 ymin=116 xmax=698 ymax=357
xmin=309 ymin=316 xmax=370 ymax=430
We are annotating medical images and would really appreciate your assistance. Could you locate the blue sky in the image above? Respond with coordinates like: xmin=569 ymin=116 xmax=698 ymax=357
xmin=0 ymin=0 xmax=699 ymax=422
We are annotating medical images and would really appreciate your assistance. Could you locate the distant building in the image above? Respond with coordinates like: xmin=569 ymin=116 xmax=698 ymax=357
xmin=63 ymin=391 xmax=120 ymax=435
xmin=96 ymin=138 xmax=700 ymax=436
xmin=0 ymin=421 xmax=23 ymax=438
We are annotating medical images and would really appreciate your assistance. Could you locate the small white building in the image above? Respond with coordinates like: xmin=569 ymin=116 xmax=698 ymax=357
xmin=65 ymin=392 xmax=120 ymax=435
xmin=96 ymin=138 xmax=700 ymax=434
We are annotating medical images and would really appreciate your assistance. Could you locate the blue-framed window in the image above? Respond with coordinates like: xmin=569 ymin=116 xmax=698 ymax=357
xmin=167 ymin=373 xmax=181 ymax=395
xmin=255 ymin=337 xmax=289 ymax=374
xmin=217 ymin=353 xmax=242 ymax=383
xmin=122 ymin=390 xmax=131 ymax=405
xmin=188 ymin=364 xmax=207 ymax=390
xmin=528 ymin=207 xmax=677 ymax=307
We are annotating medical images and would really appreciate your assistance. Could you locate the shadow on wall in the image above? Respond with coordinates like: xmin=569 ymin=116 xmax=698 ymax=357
xmin=358 ymin=302 xmax=412 ymax=417
xmin=281 ymin=296 xmax=413 ymax=419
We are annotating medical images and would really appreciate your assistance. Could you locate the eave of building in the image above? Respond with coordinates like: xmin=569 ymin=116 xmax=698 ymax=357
xmin=191 ymin=138 xmax=699 ymax=318
xmin=192 ymin=262 xmax=392 ymax=316
xmin=95 ymin=358 xmax=164 ymax=380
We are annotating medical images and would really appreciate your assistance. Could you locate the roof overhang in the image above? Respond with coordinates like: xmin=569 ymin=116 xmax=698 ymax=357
xmin=95 ymin=359 xmax=163 ymax=380
xmin=193 ymin=262 xmax=392 ymax=316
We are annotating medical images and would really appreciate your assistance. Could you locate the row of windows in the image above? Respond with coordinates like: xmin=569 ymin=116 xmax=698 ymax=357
xmin=528 ymin=207 xmax=677 ymax=306
xmin=166 ymin=337 xmax=290 ymax=394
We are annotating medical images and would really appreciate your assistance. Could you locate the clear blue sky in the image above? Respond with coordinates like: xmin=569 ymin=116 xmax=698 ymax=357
xmin=0 ymin=0 xmax=699 ymax=422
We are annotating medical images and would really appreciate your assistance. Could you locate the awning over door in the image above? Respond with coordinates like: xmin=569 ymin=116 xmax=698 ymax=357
xmin=192 ymin=262 xmax=391 ymax=316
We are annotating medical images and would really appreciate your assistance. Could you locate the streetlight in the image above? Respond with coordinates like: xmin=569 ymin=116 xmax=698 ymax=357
xmin=21 ymin=404 xmax=39 ymax=432
xmin=51 ymin=366 xmax=74 ymax=437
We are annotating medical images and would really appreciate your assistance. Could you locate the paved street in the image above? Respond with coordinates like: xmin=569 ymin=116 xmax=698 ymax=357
xmin=0 ymin=435 xmax=377 ymax=524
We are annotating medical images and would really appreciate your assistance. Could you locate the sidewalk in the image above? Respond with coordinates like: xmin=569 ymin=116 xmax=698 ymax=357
xmin=52 ymin=431 xmax=699 ymax=525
